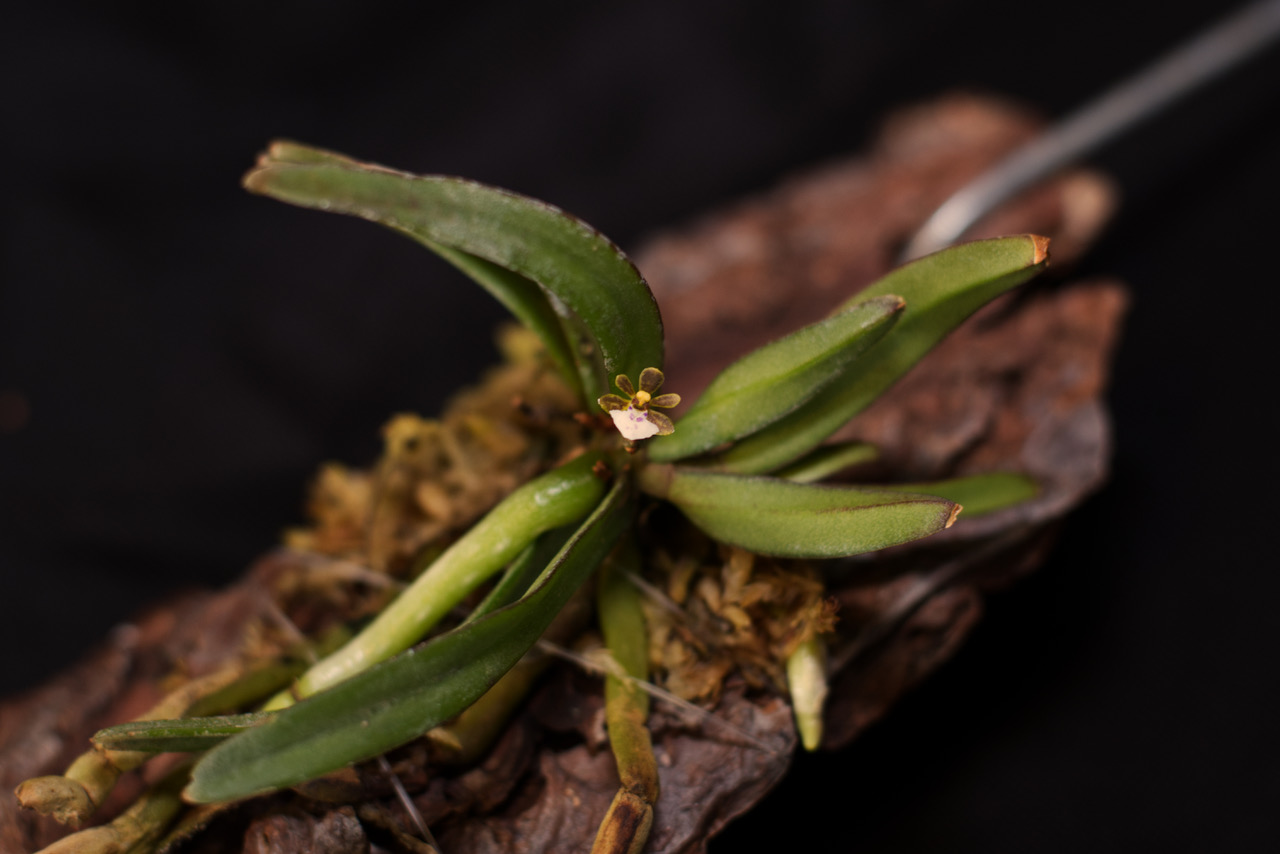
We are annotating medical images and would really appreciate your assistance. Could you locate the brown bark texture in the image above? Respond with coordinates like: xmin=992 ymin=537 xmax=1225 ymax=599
xmin=1 ymin=93 xmax=1127 ymax=854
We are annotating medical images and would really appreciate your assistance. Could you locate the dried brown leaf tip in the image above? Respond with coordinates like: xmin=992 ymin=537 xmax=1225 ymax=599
xmin=598 ymin=368 xmax=681 ymax=441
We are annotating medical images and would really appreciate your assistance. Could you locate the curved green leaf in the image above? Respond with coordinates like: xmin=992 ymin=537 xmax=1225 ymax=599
xmin=875 ymin=472 xmax=1038 ymax=518
xmin=252 ymin=145 xmax=578 ymax=391
xmin=712 ymin=236 xmax=1049 ymax=473
xmin=186 ymin=478 xmax=633 ymax=804
xmin=648 ymin=295 xmax=903 ymax=462
xmin=638 ymin=465 xmax=958 ymax=558
xmin=422 ymin=242 xmax=582 ymax=399
xmin=244 ymin=141 xmax=663 ymax=402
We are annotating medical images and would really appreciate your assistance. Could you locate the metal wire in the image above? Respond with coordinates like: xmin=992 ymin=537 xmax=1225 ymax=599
xmin=900 ymin=0 xmax=1280 ymax=261
xmin=377 ymin=754 xmax=442 ymax=853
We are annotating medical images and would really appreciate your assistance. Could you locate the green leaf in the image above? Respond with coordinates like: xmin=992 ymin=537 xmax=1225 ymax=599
xmin=638 ymin=465 xmax=958 ymax=558
xmin=253 ymin=144 xmax=587 ymax=399
xmin=771 ymin=441 xmax=879 ymax=484
xmin=467 ymin=525 xmax=576 ymax=622
xmin=421 ymin=242 xmax=582 ymax=400
xmin=711 ymin=236 xmax=1049 ymax=473
xmin=648 ymin=295 xmax=904 ymax=462
xmin=244 ymin=141 xmax=664 ymax=402
xmin=92 ymin=714 xmax=272 ymax=754
xmin=876 ymin=472 xmax=1038 ymax=518
xmin=279 ymin=451 xmax=608 ymax=705
xmin=185 ymin=478 xmax=633 ymax=804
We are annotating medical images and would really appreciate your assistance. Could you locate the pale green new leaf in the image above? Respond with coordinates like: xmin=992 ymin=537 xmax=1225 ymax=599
xmin=282 ymin=451 xmax=607 ymax=704
xmin=648 ymin=295 xmax=904 ymax=462
xmin=185 ymin=479 xmax=633 ymax=804
xmin=638 ymin=465 xmax=958 ymax=558
xmin=244 ymin=141 xmax=663 ymax=402
xmin=713 ymin=236 xmax=1049 ymax=473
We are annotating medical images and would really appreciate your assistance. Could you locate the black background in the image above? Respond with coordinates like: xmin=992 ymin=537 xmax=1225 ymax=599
xmin=3 ymin=2 xmax=1278 ymax=851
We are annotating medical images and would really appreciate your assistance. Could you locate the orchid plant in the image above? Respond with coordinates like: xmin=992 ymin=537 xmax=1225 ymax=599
xmin=17 ymin=141 xmax=1049 ymax=854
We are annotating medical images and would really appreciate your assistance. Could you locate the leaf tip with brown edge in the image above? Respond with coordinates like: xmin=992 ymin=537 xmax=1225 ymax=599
xmin=1032 ymin=234 xmax=1051 ymax=265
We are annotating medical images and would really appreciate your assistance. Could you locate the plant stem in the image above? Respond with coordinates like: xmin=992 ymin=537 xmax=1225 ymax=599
xmin=591 ymin=542 xmax=660 ymax=854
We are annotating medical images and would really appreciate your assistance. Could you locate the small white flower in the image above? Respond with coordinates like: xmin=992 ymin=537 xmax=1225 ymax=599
xmin=597 ymin=367 xmax=681 ymax=442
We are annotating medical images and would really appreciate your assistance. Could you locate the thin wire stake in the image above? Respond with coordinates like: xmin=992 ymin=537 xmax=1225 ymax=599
xmin=297 ymin=552 xmax=406 ymax=590
xmin=377 ymin=754 xmax=442 ymax=854
xmin=618 ymin=566 xmax=728 ymax=652
xmin=269 ymin=580 xmax=440 ymax=850
xmin=619 ymin=566 xmax=685 ymax=619
xmin=901 ymin=0 xmax=1280 ymax=261
xmin=260 ymin=599 xmax=318 ymax=664
xmin=536 ymin=639 xmax=779 ymax=754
